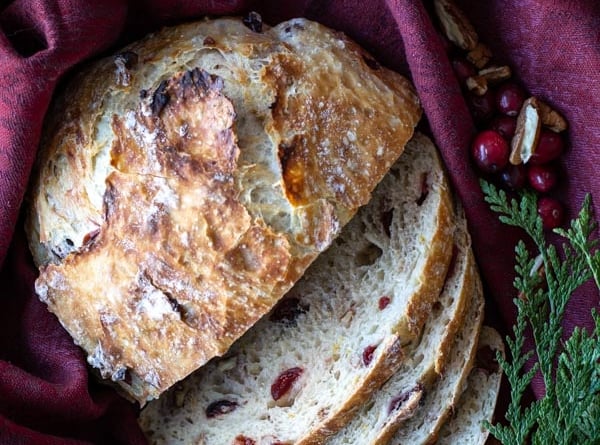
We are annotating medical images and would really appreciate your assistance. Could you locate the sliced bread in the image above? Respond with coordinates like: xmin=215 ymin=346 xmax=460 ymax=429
xmin=138 ymin=132 xmax=455 ymax=444
xmin=387 ymin=275 xmax=485 ymax=445
xmin=328 ymin=204 xmax=477 ymax=445
xmin=436 ymin=326 xmax=504 ymax=445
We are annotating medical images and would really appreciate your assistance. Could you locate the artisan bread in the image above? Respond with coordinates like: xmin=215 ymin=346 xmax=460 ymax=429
xmin=329 ymin=203 xmax=477 ymax=445
xmin=25 ymin=16 xmax=421 ymax=403
xmin=436 ymin=326 xmax=504 ymax=445
xmin=388 ymin=283 xmax=485 ymax=445
xmin=138 ymin=132 xmax=455 ymax=444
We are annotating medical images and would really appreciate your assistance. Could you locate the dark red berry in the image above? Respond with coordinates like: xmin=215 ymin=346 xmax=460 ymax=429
xmin=271 ymin=367 xmax=303 ymax=401
xmin=471 ymin=130 xmax=510 ymax=173
xmin=530 ymin=129 xmax=564 ymax=164
xmin=489 ymin=115 xmax=517 ymax=141
xmin=378 ymin=296 xmax=391 ymax=310
xmin=528 ymin=163 xmax=558 ymax=193
xmin=537 ymin=197 xmax=564 ymax=229
xmin=499 ymin=164 xmax=527 ymax=191
xmin=362 ymin=345 xmax=378 ymax=366
xmin=495 ymin=82 xmax=525 ymax=116
xmin=451 ymin=57 xmax=476 ymax=85
xmin=468 ymin=89 xmax=496 ymax=123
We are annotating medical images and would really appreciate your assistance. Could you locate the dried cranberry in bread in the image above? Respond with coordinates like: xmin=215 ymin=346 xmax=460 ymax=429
xmin=329 ymin=204 xmax=478 ymax=445
xmin=25 ymin=16 xmax=421 ymax=403
xmin=436 ymin=326 xmax=504 ymax=445
xmin=138 ymin=132 xmax=454 ymax=444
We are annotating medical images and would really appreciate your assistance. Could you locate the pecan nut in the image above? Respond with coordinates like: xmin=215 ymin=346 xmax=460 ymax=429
xmin=537 ymin=99 xmax=569 ymax=132
xmin=510 ymin=97 xmax=541 ymax=165
xmin=467 ymin=42 xmax=492 ymax=69
xmin=434 ymin=0 xmax=478 ymax=51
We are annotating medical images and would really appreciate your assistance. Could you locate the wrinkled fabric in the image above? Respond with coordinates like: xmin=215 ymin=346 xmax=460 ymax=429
xmin=0 ymin=0 xmax=598 ymax=443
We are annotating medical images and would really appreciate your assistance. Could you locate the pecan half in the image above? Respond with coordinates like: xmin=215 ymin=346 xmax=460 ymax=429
xmin=466 ymin=65 xmax=512 ymax=96
xmin=467 ymin=42 xmax=492 ymax=69
xmin=434 ymin=0 xmax=478 ymax=51
xmin=537 ymin=99 xmax=569 ymax=132
xmin=510 ymin=97 xmax=541 ymax=165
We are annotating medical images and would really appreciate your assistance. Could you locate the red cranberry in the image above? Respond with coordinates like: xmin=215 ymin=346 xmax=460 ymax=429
xmin=271 ymin=367 xmax=303 ymax=401
xmin=527 ymin=163 xmax=558 ymax=193
xmin=378 ymin=296 xmax=391 ymax=310
xmin=489 ymin=115 xmax=517 ymax=141
xmin=451 ymin=57 xmax=476 ymax=85
xmin=499 ymin=164 xmax=527 ymax=191
xmin=468 ymin=89 xmax=496 ymax=123
xmin=471 ymin=130 xmax=510 ymax=173
xmin=495 ymin=82 xmax=525 ymax=116
xmin=537 ymin=197 xmax=564 ymax=229
xmin=530 ymin=129 xmax=564 ymax=164
xmin=362 ymin=345 xmax=377 ymax=366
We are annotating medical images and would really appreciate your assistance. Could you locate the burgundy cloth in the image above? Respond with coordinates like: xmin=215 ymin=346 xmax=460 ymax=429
xmin=0 ymin=0 xmax=598 ymax=443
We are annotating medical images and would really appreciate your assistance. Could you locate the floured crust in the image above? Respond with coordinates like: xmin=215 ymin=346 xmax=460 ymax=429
xmin=25 ymin=16 xmax=421 ymax=403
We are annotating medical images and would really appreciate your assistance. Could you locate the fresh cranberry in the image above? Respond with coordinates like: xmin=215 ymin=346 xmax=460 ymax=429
xmin=537 ymin=197 xmax=564 ymax=229
xmin=471 ymin=130 xmax=510 ymax=173
xmin=271 ymin=367 xmax=303 ymax=401
xmin=499 ymin=164 xmax=527 ymax=191
xmin=489 ymin=115 xmax=517 ymax=141
xmin=495 ymin=82 xmax=525 ymax=116
xmin=530 ymin=129 xmax=564 ymax=164
xmin=528 ymin=163 xmax=558 ymax=193
xmin=451 ymin=57 xmax=476 ymax=85
xmin=468 ymin=89 xmax=496 ymax=123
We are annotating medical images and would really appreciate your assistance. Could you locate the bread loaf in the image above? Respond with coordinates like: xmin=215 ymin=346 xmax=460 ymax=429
xmin=138 ymin=132 xmax=454 ymax=444
xmin=25 ymin=16 xmax=421 ymax=403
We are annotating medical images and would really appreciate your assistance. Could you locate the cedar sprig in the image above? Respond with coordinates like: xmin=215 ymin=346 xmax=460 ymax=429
xmin=480 ymin=181 xmax=600 ymax=445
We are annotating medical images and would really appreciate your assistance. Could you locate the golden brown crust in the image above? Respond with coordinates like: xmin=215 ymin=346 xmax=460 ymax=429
xmin=403 ymin=184 xmax=454 ymax=339
xmin=26 ymin=16 xmax=421 ymax=403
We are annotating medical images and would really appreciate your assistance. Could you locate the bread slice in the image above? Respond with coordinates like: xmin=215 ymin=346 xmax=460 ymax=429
xmin=25 ymin=16 xmax=421 ymax=403
xmin=138 ymin=132 xmax=455 ymax=444
xmin=436 ymin=326 xmax=504 ymax=445
xmin=328 ymin=204 xmax=477 ymax=445
xmin=387 ymin=284 xmax=485 ymax=445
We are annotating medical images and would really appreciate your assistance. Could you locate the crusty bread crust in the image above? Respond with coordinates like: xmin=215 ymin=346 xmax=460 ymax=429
xmin=25 ymin=17 xmax=421 ymax=403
